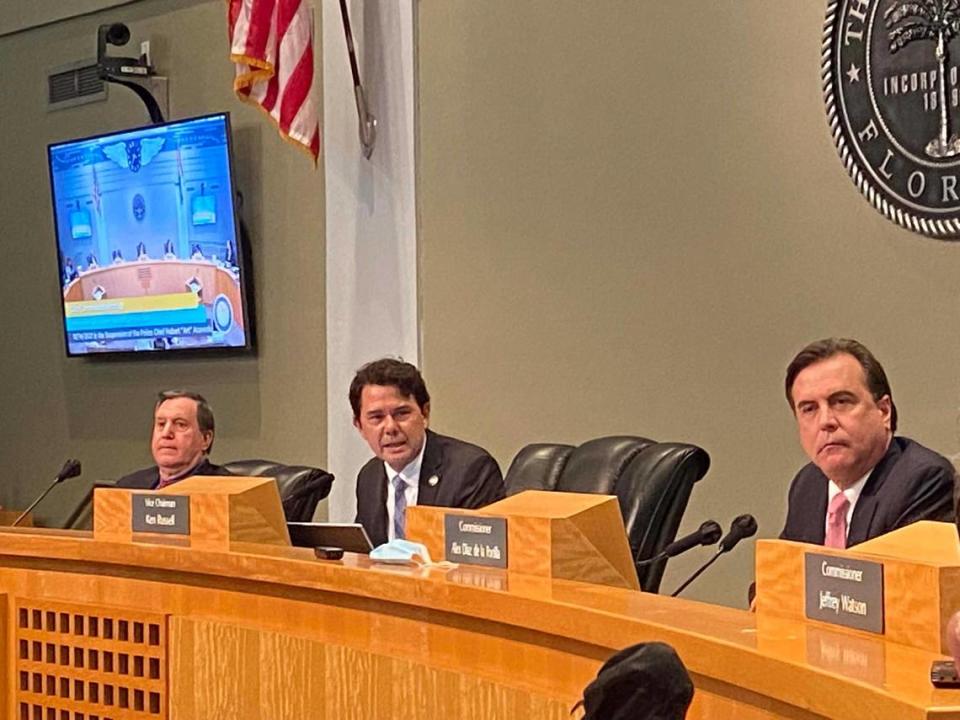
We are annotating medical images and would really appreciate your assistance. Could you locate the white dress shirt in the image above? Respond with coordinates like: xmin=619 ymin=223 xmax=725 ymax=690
xmin=825 ymin=471 xmax=869 ymax=543
xmin=384 ymin=442 xmax=426 ymax=542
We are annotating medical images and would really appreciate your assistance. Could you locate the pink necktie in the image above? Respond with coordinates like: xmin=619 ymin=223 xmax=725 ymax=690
xmin=825 ymin=493 xmax=850 ymax=548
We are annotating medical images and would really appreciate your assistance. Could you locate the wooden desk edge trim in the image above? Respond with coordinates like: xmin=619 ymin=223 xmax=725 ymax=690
xmin=0 ymin=531 xmax=951 ymax=718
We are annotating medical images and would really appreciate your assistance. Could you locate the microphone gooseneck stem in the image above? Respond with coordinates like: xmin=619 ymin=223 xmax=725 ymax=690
xmin=670 ymin=551 xmax=723 ymax=598
xmin=13 ymin=480 xmax=58 ymax=527
xmin=635 ymin=552 xmax=667 ymax=569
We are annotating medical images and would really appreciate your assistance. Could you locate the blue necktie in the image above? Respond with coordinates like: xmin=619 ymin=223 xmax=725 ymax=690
xmin=393 ymin=475 xmax=407 ymax=540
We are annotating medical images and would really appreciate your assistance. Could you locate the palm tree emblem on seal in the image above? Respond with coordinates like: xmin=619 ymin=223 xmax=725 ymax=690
xmin=885 ymin=0 xmax=960 ymax=157
xmin=822 ymin=0 xmax=960 ymax=236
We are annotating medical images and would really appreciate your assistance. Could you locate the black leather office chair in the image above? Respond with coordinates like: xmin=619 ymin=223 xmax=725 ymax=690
xmin=221 ymin=459 xmax=334 ymax=522
xmin=504 ymin=436 xmax=709 ymax=593
xmin=63 ymin=460 xmax=334 ymax=529
xmin=504 ymin=443 xmax=576 ymax=494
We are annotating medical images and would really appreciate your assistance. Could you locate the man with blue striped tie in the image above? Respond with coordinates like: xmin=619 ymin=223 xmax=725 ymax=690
xmin=351 ymin=358 xmax=505 ymax=547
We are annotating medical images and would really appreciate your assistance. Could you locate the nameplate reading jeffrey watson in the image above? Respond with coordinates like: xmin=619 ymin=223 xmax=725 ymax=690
xmin=804 ymin=552 xmax=884 ymax=634
xmin=132 ymin=494 xmax=190 ymax=535
xmin=444 ymin=514 xmax=508 ymax=569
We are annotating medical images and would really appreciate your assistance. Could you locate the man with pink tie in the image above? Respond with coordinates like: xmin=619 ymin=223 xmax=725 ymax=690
xmin=778 ymin=338 xmax=954 ymax=548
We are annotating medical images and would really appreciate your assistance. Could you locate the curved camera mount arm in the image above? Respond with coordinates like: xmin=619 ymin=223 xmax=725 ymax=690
xmin=102 ymin=76 xmax=165 ymax=125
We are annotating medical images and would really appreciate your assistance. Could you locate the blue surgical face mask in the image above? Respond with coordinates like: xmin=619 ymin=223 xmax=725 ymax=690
xmin=370 ymin=538 xmax=433 ymax=565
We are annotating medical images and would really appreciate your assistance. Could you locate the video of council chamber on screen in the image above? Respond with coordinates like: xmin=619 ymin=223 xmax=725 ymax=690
xmin=49 ymin=114 xmax=253 ymax=356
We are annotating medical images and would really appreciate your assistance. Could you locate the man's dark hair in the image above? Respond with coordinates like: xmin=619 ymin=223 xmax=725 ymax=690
xmin=349 ymin=358 xmax=430 ymax=419
xmin=784 ymin=338 xmax=897 ymax=432
xmin=574 ymin=642 xmax=693 ymax=720
xmin=156 ymin=390 xmax=216 ymax=451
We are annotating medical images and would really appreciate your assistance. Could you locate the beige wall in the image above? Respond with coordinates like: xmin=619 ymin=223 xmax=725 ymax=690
xmin=0 ymin=0 xmax=135 ymax=37
xmin=0 ymin=0 xmax=325 ymax=523
xmin=416 ymin=1 xmax=960 ymax=606
xmin=3 ymin=0 xmax=958 ymax=609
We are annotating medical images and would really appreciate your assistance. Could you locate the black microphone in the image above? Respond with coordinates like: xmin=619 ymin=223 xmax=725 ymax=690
xmin=669 ymin=514 xmax=758 ymax=597
xmin=718 ymin=513 xmax=758 ymax=553
xmin=13 ymin=459 xmax=83 ymax=527
xmin=635 ymin=520 xmax=722 ymax=568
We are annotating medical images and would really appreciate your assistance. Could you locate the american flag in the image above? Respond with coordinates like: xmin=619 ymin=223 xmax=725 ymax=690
xmin=228 ymin=0 xmax=321 ymax=162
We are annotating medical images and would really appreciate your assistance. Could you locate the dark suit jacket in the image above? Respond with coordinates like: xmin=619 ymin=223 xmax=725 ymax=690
xmin=355 ymin=430 xmax=505 ymax=547
xmin=115 ymin=458 xmax=232 ymax=490
xmin=780 ymin=436 xmax=955 ymax=547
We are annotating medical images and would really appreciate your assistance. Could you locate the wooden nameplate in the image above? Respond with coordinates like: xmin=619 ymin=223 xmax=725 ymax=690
xmin=756 ymin=521 xmax=960 ymax=653
xmin=407 ymin=490 xmax=640 ymax=590
xmin=93 ymin=476 xmax=290 ymax=551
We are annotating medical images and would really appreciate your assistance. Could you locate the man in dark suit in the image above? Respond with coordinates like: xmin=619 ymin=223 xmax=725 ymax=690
xmin=62 ymin=256 xmax=78 ymax=284
xmin=350 ymin=358 xmax=504 ymax=547
xmin=779 ymin=338 xmax=954 ymax=548
xmin=116 ymin=390 xmax=232 ymax=490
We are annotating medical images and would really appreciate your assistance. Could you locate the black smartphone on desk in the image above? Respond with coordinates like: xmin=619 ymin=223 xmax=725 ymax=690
xmin=313 ymin=546 xmax=344 ymax=561
xmin=931 ymin=660 xmax=960 ymax=688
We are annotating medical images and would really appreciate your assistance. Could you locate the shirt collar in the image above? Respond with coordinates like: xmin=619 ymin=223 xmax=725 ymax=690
xmin=384 ymin=441 xmax=426 ymax=487
xmin=157 ymin=455 xmax=208 ymax=487
xmin=827 ymin=470 xmax=869 ymax=507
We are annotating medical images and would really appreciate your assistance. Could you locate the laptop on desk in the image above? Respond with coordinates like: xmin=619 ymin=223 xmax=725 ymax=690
xmin=286 ymin=522 xmax=374 ymax=554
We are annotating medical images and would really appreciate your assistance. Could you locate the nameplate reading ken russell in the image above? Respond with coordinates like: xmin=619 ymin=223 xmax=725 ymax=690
xmin=804 ymin=552 xmax=884 ymax=634
xmin=132 ymin=494 xmax=190 ymax=535
xmin=444 ymin=514 xmax=508 ymax=569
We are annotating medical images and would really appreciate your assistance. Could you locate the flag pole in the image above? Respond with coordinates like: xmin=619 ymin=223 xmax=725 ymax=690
xmin=338 ymin=0 xmax=377 ymax=159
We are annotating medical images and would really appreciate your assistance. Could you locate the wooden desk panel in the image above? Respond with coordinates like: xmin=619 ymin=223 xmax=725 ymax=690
xmin=756 ymin=526 xmax=960 ymax=656
xmin=0 ymin=530 xmax=953 ymax=719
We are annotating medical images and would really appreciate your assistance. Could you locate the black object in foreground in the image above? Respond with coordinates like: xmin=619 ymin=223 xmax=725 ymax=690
xmin=573 ymin=641 xmax=694 ymax=720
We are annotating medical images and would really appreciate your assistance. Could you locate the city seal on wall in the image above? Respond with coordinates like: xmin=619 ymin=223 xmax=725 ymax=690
xmin=824 ymin=0 xmax=960 ymax=237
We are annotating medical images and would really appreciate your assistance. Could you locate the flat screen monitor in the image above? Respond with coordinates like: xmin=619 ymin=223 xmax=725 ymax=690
xmin=48 ymin=112 xmax=255 ymax=356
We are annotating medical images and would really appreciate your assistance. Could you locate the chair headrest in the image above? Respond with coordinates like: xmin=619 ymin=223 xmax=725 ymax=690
xmin=221 ymin=459 xmax=334 ymax=501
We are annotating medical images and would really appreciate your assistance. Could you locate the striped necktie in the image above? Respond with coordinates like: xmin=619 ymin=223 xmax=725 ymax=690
xmin=393 ymin=475 xmax=407 ymax=540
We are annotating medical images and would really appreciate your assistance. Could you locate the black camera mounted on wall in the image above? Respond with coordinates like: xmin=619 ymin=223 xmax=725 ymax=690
xmin=97 ymin=23 xmax=165 ymax=124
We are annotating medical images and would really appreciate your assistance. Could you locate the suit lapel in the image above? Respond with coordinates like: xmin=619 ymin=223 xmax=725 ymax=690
xmin=847 ymin=495 xmax=878 ymax=546
xmin=371 ymin=463 xmax=389 ymax=544
xmin=416 ymin=431 xmax=444 ymax=506
xmin=809 ymin=477 xmax=828 ymax=545
xmin=847 ymin=439 xmax=899 ymax=547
